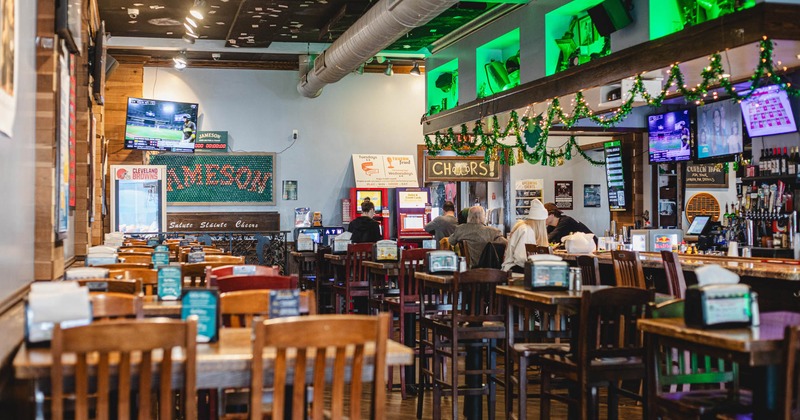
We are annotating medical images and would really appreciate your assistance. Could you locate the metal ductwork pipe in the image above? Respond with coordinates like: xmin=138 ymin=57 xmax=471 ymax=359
xmin=297 ymin=0 xmax=459 ymax=98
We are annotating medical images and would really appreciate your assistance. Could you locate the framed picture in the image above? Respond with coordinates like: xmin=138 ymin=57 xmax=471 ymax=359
xmin=0 ymin=0 xmax=18 ymax=137
xmin=68 ymin=53 xmax=76 ymax=208
xmin=55 ymin=44 xmax=70 ymax=238
xmin=282 ymin=180 xmax=298 ymax=200
xmin=554 ymin=180 xmax=573 ymax=210
xmin=584 ymin=184 xmax=602 ymax=208
xmin=56 ymin=0 xmax=82 ymax=54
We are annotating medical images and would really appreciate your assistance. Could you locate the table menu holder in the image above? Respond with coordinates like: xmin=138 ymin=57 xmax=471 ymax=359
xmin=233 ymin=265 xmax=257 ymax=275
xmin=158 ymin=266 xmax=183 ymax=301
xmin=181 ymin=288 xmax=220 ymax=343
xmin=269 ymin=289 xmax=301 ymax=318
xmin=152 ymin=251 xmax=170 ymax=268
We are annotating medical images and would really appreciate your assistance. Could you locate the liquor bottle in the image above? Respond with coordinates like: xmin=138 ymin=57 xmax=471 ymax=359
xmin=722 ymin=203 xmax=730 ymax=227
xmin=794 ymin=146 xmax=800 ymax=175
xmin=766 ymin=148 xmax=774 ymax=175
xmin=788 ymin=146 xmax=797 ymax=176
xmin=758 ymin=148 xmax=765 ymax=176
xmin=772 ymin=148 xmax=779 ymax=175
xmin=782 ymin=147 xmax=789 ymax=175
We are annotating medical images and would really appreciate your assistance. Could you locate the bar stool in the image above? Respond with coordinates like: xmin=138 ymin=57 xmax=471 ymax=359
xmin=575 ymin=254 xmax=601 ymax=286
xmin=611 ymin=249 xmax=646 ymax=289
xmin=660 ymin=250 xmax=687 ymax=298
xmin=332 ymin=243 xmax=372 ymax=314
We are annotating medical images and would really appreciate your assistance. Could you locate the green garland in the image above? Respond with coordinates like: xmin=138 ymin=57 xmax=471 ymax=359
xmin=423 ymin=38 xmax=797 ymax=166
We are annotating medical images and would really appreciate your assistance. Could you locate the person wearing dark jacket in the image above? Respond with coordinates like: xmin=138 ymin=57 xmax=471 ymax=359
xmin=546 ymin=208 xmax=594 ymax=244
xmin=348 ymin=200 xmax=383 ymax=243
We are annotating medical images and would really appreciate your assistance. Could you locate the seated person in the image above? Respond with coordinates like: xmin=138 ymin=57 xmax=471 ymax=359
xmin=448 ymin=206 xmax=507 ymax=268
xmin=347 ymin=200 xmax=382 ymax=243
xmin=544 ymin=202 xmax=559 ymax=235
xmin=424 ymin=201 xmax=458 ymax=244
xmin=546 ymin=208 xmax=595 ymax=245
xmin=502 ymin=199 xmax=549 ymax=273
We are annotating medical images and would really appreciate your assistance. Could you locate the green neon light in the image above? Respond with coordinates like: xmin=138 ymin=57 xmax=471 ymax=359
xmin=545 ymin=0 xmax=609 ymax=76
xmin=475 ymin=28 xmax=520 ymax=99
xmin=426 ymin=59 xmax=458 ymax=116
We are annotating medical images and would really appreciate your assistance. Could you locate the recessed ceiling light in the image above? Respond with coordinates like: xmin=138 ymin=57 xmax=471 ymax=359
xmin=216 ymin=21 xmax=225 ymax=25
xmin=128 ymin=20 xmax=137 ymax=24
xmin=247 ymin=11 xmax=253 ymax=14
xmin=299 ymin=4 xmax=309 ymax=7
xmin=278 ymin=4 xmax=288 ymax=8
xmin=269 ymin=24 xmax=276 ymax=27
xmin=149 ymin=5 xmax=164 ymax=10
xmin=208 ymin=10 xmax=216 ymax=14
xmin=240 ymin=32 xmax=247 ymax=35
xmin=211 ymin=5 xmax=219 ymax=8
xmin=255 ymin=7 xmax=263 ymax=11
xmin=269 ymin=14 xmax=278 ymax=18
xmin=166 ymin=31 xmax=173 ymax=35
xmin=133 ymin=3 xmax=143 ymax=6
xmin=291 ymin=35 xmax=298 ymax=39
xmin=252 ymin=24 xmax=258 ymax=28
xmin=203 ymin=25 xmax=210 ymax=29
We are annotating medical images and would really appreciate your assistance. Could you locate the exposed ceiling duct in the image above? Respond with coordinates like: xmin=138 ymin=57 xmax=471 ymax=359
xmin=297 ymin=0 xmax=460 ymax=98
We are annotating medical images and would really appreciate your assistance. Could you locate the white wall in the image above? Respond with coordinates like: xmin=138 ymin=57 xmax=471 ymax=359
xmin=143 ymin=67 xmax=426 ymax=232
xmin=0 ymin=0 xmax=36 ymax=300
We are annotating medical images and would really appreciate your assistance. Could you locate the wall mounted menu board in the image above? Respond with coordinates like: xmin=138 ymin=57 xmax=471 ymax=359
xmin=604 ymin=140 xmax=627 ymax=211
xmin=686 ymin=163 xmax=728 ymax=188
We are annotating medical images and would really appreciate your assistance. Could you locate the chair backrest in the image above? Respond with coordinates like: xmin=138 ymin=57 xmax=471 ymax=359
xmin=782 ymin=325 xmax=800 ymax=420
xmin=122 ymin=239 xmax=148 ymax=246
xmin=452 ymin=268 xmax=508 ymax=324
xmin=526 ymin=244 xmax=554 ymax=255
xmin=116 ymin=253 xmax=153 ymax=265
xmin=209 ymin=264 xmax=279 ymax=278
xmin=660 ymin=250 xmax=687 ymax=298
xmin=457 ymin=240 xmax=471 ymax=267
xmin=314 ymin=245 xmax=333 ymax=284
xmin=647 ymin=299 xmax=740 ymax=402
xmin=96 ymin=263 xmax=151 ymax=270
xmin=345 ymin=243 xmax=373 ymax=287
xmin=216 ymin=274 xmax=298 ymax=293
xmin=577 ymin=287 xmax=650 ymax=368
xmin=50 ymin=318 xmax=197 ymax=420
xmin=611 ymin=250 xmax=646 ymax=289
xmin=398 ymin=248 xmax=433 ymax=304
xmin=220 ymin=289 xmax=317 ymax=328
xmin=178 ymin=247 xmax=226 ymax=262
xmin=251 ymin=313 xmax=389 ymax=420
xmin=108 ymin=268 xmax=159 ymax=295
xmin=73 ymin=279 xmax=141 ymax=295
xmin=203 ymin=254 xmax=244 ymax=264
xmin=184 ymin=261 xmax=240 ymax=287
xmin=90 ymin=292 xmax=143 ymax=320
xmin=575 ymin=255 xmax=601 ymax=286
xmin=117 ymin=247 xmax=154 ymax=254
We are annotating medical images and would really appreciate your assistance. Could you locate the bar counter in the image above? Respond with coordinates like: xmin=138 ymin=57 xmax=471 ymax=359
xmin=557 ymin=251 xmax=800 ymax=311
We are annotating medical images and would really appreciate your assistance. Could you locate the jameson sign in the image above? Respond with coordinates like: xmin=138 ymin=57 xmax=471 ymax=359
xmin=196 ymin=131 xmax=228 ymax=150
xmin=148 ymin=152 xmax=276 ymax=205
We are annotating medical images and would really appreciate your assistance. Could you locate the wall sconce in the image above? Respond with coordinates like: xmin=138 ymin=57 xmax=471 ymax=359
xmin=410 ymin=61 xmax=421 ymax=76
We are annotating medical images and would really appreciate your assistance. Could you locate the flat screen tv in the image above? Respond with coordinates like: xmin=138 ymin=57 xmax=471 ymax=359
xmin=355 ymin=190 xmax=383 ymax=212
xmin=695 ymin=99 xmax=743 ymax=161
xmin=124 ymin=98 xmax=199 ymax=153
xmin=740 ymin=85 xmax=797 ymax=138
xmin=648 ymin=109 xmax=692 ymax=163
xmin=604 ymin=140 xmax=627 ymax=211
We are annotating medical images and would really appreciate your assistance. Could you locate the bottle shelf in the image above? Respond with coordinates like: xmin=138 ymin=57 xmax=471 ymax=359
xmin=741 ymin=174 xmax=799 ymax=183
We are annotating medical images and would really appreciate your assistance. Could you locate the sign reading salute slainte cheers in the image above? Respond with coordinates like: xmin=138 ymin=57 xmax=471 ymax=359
xmin=148 ymin=152 xmax=276 ymax=205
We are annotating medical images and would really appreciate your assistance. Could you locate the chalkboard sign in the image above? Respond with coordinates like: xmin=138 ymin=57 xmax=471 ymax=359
xmin=148 ymin=152 xmax=276 ymax=205
xmin=686 ymin=163 xmax=728 ymax=188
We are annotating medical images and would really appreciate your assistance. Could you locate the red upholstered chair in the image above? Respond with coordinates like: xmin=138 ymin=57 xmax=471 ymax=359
xmin=206 ymin=264 xmax=280 ymax=279
xmin=332 ymin=243 xmax=373 ymax=314
xmin=215 ymin=274 xmax=298 ymax=293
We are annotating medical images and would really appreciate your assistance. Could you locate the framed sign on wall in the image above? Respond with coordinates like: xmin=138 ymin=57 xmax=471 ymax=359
xmin=110 ymin=165 xmax=168 ymax=233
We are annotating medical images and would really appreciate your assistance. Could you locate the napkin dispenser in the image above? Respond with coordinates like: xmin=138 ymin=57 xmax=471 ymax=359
xmin=524 ymin=260 xmax=569 ymax=291
xmin=25 ymin=283 xmax=92 ymax=346
xmin=426 ymin=250 xmax=459 ymax=274
xmin=684 ymin=284 xmax=754 ymax=329
xmin=373 ymin=240 xmax=399 ymax=261
xmin=296 ymin=233 xmax=315 ymax=252
xmin=333 ymin=237 xmax=351 ymax=254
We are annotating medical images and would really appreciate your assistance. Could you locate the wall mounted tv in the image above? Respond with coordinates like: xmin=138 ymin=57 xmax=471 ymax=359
xmin=647 ymin=109 xmax=692 ymax=163
xmin=740 ymin=85 xmax=797 ymax=138
xmin=124 ymin=98 xmax=199 ymax=153
xmin=695 ymin=99 xmax=743 ymax=162
xmin=604 ymin=140 xmax=627 ymax=211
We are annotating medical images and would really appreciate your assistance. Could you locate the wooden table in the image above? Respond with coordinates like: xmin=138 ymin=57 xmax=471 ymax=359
xmin=638 ymin=311 xmax=800 ymax=419
xmin=15 ymin=327 xmax=414 ymax=416
xmin=142 ymin=295 xmax=182 ymax=317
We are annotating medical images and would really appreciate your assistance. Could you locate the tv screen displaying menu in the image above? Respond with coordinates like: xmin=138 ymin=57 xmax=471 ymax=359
xmin=740 ymin=85 xmax=797 ymax=137
xmin=648 ymin=109 xmax=692 ymax=163
xmin=355 ymin=190 xmax=383 ymax=212
xmin=124 ymin=97 xmax=199 ymax=153
xmin=696 ymin=99 xmax=743 ymax=161
xmin=604 ymin=140 xmax=627 ymax=211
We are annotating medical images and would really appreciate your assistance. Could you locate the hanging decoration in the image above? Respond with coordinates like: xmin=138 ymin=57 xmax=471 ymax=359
xmin=424 ymin=38 xmax=797 ymax=166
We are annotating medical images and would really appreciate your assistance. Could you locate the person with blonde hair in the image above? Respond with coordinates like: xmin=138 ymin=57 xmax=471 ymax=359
xmin=502 ymin=199 xmax=549 ymax=273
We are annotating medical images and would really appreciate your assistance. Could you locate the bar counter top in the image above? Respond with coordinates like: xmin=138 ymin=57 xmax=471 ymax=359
xmin=557 ymin=251 xmax=800 ymax=281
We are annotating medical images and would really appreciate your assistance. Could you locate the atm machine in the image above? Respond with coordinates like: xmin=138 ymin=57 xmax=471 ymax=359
xmin=348 ymin=188 xmax=390 ymax=240
xmin=395 ymin=187 xmax=433 ymax=246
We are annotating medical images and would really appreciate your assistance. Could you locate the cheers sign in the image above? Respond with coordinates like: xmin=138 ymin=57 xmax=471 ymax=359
xmin=148 ymin=152 xmax=276 ymax=205
xmin=166 ymin=212 xmax=280 ymax=232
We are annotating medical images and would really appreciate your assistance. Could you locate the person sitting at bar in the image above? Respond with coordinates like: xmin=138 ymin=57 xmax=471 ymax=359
xmin=448 ymin=205 xmax=507 ymax=268
xmin=424 ymin=200 xmax=458 ymax=244
xmin=502 ymin=199 xmax=549 ymax=273
xmin=547 ymin=208 xmax=595 ymax=245
xmin=348 ymin=200 xmax=382 ymax=243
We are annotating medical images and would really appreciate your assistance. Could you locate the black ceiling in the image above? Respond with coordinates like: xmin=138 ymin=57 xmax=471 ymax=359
xmin=99 ymin=0 xmax=502 ymax=52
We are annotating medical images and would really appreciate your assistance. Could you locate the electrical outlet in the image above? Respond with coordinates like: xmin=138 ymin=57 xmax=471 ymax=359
xmin=292 ymin=129 xmax=299 ymax=140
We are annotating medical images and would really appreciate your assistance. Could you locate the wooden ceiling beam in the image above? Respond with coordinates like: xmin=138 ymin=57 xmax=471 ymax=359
xmin=421 ymin=2 xmax=800 ymax=135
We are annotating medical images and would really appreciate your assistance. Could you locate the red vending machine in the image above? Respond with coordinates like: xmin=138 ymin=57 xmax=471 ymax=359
xmin=349 ymin=188 xmax=390 ymax=240
xmin=395 ymin=187 xmax=432 ymax=244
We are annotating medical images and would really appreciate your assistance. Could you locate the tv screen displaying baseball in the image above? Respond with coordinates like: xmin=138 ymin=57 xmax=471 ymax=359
xmin=124 ymin=97 xmax=199 ymax=153
xmin=648 ymin=109 xmax=692 ymax=163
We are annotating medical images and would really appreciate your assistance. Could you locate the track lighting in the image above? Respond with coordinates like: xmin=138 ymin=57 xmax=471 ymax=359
xmin=189 ymin=0 xmax=207 ymax=20
xmin=184 ymin=22 xmax=196 ymax=33
xmin=185 ymin=17 xmax=198 ymax=28
xmin=173 ymin=51 xmax=188 ymax=68
xmin=384 ymin=62 xmax=393 ymax=76
xmin=182 ymin=34 xmax=196 ymax=44
xmin=410 ymin=61 xmax=421 ymax=76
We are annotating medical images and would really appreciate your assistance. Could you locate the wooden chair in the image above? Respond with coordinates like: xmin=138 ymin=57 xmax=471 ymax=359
xmin=215 ymin=274 xmax=298 ymax=293
xmin=122 ymin=239 xmax=148 ymax=246
xmin=781 ymin=325 xmax=800 ymax=420
xmin=575 ymin=254 xmax=601 ymax=286
xmin=183 ymin=261 xmax=241 ymax=288
xmin=117 ymin=246 xmax=154 ymax=254
xmin=96 ymin=262 xmax=151 ymax=270
xmin=428 ymin=268 xmax=507 ymax=420
xmin=611 ymin=249 xmax=647 ymax=289
xmin=524 ymin=244 xmax=554 ymax=256
xmin=332 ymin=243 xmax=373 ymax=314
xmin=203 ymin=255 xmax=244 ymax=264
xmin=116 ymin=254 xmax=153 ymax=265
xmin=383 ymin=248 xmax=433 ymax=399
xmin=74 ymin=279 xmax=141 ymax=295
xmin=314 ymin=245 xmax=335 ymax=314
xmin=646 ymin=299 xmax=751 ymax=419
xmin=208 ymin=264 xmax=280 ymax=279
xmin=178 ymin=246 xmax=226 ymax=262
xmin=540 ymin=287 xmax=650 ymax=420
xmin=108 ymin=268 xmax=159 ymax=296
xmin=660 ymin=250 xmax=687 ymax=298
xmin=220 ymin=289 xmax=317 ymax=327
xmin=50 ymin=318 xmax=197 ymax=420
xmin=250 ymin=313 xmax=389 ymax=420
xmin=90 ymin=292 xmax=143 ymax=320
xmin=457 ymin=240 xmax=471 ymax=268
